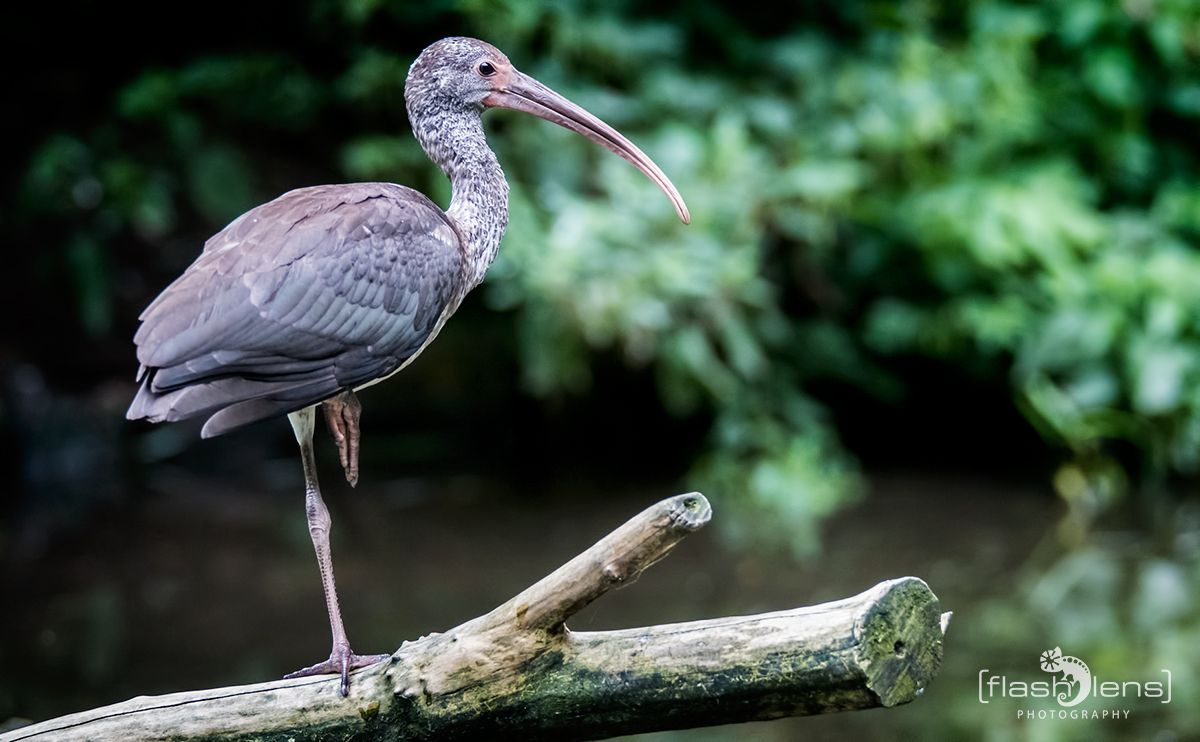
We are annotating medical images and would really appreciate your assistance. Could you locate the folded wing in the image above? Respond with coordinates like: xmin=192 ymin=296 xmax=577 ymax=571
xmin=128 ymin=183 xmax=464 ymax=437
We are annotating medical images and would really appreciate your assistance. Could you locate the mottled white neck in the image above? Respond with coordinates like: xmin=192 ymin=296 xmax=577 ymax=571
xmin=411 ymin=107 xmax=509 ymax=290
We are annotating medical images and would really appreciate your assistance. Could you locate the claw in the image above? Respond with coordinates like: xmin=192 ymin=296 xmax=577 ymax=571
xmin=284 ymin=646 xmax=391 ymax=697
xmin=322 ymin=391 xmax=362 ymax=487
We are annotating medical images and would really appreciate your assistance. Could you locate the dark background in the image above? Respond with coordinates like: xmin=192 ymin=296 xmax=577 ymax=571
xmin=3 ymin=1 xmax=1198 ymax=739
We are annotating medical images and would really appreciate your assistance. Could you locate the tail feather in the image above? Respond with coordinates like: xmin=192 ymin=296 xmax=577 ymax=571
xmin=200 ymin=378 xmax=340 ymax=437
xmin=127 ymin=367 xmax=340 ymax=437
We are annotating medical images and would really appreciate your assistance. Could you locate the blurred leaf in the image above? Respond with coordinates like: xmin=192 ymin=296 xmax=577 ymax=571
xmin=186 ymin=145 xmax=256 ymax=225
xmin=1129 ymin=341 xmax=1192 ymax=416
xmin=340 ymin=135 xmax=426 ymax=181
xmin=65 ymin=235 xmax=111 ymax=338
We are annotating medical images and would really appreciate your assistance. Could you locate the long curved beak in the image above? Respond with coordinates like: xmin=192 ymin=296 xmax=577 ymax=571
xmin=484 ymin=70 xmax=691 ymax=225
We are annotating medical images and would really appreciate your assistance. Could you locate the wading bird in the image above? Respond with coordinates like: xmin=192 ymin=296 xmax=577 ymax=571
xmin=126 ymin=37 xmax=689 ymax=696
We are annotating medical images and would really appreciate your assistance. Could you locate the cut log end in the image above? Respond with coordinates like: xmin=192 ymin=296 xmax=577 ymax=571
xmin=664 ymin=491 xmax=711 ymax=531
xmin=855 ymin=577 xmax=947 ymax=708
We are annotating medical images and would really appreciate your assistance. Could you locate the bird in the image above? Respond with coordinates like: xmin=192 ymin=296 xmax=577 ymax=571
xmin=125 ymin=37 xmax=689 ymax=696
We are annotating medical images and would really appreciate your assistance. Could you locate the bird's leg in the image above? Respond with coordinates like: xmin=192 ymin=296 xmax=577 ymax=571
xmin=283 ymin=407 xmax=389 ymax=696
xmin=322 ymin=390 xmax=362 ymax=487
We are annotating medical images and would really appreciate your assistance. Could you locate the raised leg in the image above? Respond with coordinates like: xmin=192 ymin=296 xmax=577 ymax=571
xmin=284 ymin=406 xmax=388 ymax=696
xmin=322 ymin=390 xmax=362 ymax=487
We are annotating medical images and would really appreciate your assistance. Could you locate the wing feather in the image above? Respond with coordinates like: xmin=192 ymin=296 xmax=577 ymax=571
xmin=128 ymin=183 xmax=465 ymax=435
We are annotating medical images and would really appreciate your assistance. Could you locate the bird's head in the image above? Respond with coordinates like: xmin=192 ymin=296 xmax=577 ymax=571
xmin=406 ymin=37 xmax=513 ymax=111
xmin=406 ymin=37 xmax=690 ymax=224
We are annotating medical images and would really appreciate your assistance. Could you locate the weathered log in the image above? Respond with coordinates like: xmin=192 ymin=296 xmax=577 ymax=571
xmin=2 ymin=493 xmax=949 ymax=741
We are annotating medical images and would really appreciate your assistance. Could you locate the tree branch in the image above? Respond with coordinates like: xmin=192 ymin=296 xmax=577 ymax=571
xmin=2 ymin=493 xmax=949 ymax=741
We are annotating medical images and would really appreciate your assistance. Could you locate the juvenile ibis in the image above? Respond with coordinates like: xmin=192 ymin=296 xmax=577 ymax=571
xmin=126 ymin=37 xmax=689 ymax=695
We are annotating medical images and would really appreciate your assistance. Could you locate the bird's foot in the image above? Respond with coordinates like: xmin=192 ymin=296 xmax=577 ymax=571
xmin=322 ymin=390 xmax=362 ymax=487
xmin=283 ymin=644 xmax=391 ymax=697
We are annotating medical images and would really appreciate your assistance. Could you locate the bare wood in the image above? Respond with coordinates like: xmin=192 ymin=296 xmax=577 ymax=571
xmin=478 ymin=491 xmax=712 ymax=632
xmin=3 ymin=493 xmax=948 ymax=742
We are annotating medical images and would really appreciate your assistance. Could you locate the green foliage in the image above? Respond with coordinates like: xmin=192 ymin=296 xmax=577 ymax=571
xmin=466 ymin=0 xmax=1200 ymax=553
xmin=16 ymin=1 xmax=1200 ymax=554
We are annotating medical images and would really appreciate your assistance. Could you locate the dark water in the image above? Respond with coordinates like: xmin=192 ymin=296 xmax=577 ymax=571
xmin=1 ymin=468 xmax=1053 ymax=739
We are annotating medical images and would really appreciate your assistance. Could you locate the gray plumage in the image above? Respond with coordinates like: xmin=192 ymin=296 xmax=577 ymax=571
xmin=128 ymin=183 xmax=466 ymax=437
xmin=128 ymin=38 xmax=512 ymax=438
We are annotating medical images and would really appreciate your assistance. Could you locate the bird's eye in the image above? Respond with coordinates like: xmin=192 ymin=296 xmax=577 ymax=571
xmin=477 ymin=61 xmax=497 ymax=77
